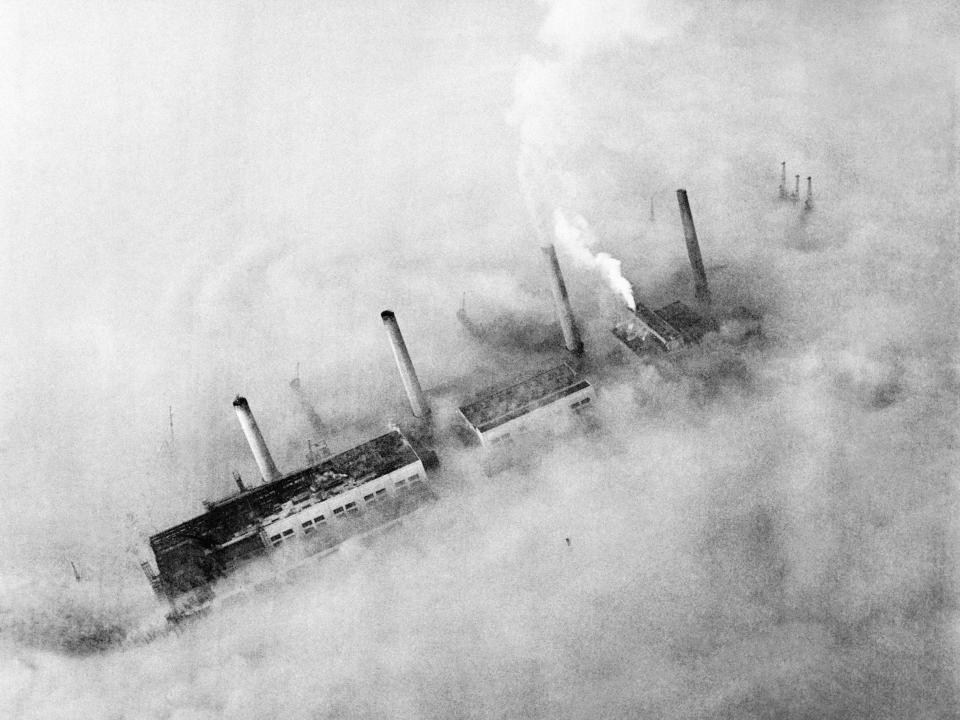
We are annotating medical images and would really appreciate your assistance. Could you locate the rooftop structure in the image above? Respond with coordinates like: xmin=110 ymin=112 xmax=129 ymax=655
xmin=149 ymin=429 xmax=429 ymax=615
xmin=612 ymin=300 xmax=715 ymax=355
xmin=458 ymin=364 xmax=595 ymax=446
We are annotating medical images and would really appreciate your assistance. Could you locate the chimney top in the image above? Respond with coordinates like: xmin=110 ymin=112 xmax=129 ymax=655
xmin=232 ymin=395 xmax=248 ymax=408
xmin=381 ymin=310 xmax=395 ymax=321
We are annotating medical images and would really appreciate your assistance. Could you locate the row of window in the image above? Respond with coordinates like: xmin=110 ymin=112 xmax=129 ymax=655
xmin=266 ymin=470 xmax=426 ymax=548
xmin=363 ymin=488 xmax=388 ymax=504
xmin=570 ymin=396 xmax=592 ymax=410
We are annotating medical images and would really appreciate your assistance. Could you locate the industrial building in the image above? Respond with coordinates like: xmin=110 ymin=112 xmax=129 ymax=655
xmin=613 ymin=299 xmax=714 ymax=354
xmin=146 ymin=410 xmax=430 ymax=619
xmin=457 ymin=364 xmax=596 ymax=447
xmin=612 ymin=188 xmax=718 ymax=357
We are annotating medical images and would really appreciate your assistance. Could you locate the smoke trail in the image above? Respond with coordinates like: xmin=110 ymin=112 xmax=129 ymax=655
xmin=517 ymin=144 xmax=636 ymax=310
xmin=552 ymin=208 xmax=636 ymax=310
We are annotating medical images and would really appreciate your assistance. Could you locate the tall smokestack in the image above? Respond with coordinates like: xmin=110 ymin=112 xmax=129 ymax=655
xmin=541 ymin=244 xmax=584 ymax=356
xmin=779 ymin=161 xmax=787 ymax=198
xmin=676 ymin=189 xmax=711 ymax=306
xmin=793 ymin=174 xmax=800 ymax=201
xmin=380 ymin=310 xmax=430 ymax=418
xmin=804 ymin=176 xmax=813 ymax=211
xmin=232 ymin=396 xmax=282 ymax=483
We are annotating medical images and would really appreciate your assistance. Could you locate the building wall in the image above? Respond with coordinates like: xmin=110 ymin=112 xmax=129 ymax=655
xmin=164 ymin=458 xmax=430 ymax=618
xmin=477 ymin=384 xmax=597 ymax=447
xmin=259 ymin=458 xmax=427 ymax=550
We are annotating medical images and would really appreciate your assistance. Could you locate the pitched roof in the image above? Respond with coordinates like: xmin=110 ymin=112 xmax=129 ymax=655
xmin=458 ymin=364 xmax=591 ymax=433
xmin=149 ymin=430 xmax=420 ymax=556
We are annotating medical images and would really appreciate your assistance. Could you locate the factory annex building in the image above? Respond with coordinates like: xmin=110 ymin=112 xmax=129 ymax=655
xmin=148 ymin=428 xmax=430 ymax=616
xmin=458 ymin=364 xmax=596 ymax=447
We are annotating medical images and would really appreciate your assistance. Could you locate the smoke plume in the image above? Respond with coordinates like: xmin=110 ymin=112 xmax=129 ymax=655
xmin=553 ymin=208 xmax=636 ymax=309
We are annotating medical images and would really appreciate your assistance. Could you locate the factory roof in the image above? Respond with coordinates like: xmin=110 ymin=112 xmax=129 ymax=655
xmin=633 ymin=300 xmax=684 ymax=345
xmin=612 ymin=300 xmax=714 ymax=354
xmin=458 ymin=364 xmax=591 ymax=433
xmin=656 ymin=301 xmax=713 ymax=343
xmin=149 ymin=430 xmax=420 ymax=556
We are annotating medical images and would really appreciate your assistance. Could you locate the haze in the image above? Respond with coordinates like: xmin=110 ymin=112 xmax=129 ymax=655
xmin=0 ymin=1 xmax=957 ymax=718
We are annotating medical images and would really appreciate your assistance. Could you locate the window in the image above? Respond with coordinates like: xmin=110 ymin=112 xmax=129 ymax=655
xmin=345 ymin=501 xmax=359 ymax=516
xmin=302 ymin=519 xmax=313 ymax=528
xmin=571 ymin=397 xmax=591 ymax=410
xmin=282 ymin=529 xmax=294 ymax=537
xmin=395 ymin=479 xmax=406 ymax=487
xmin=270 ymin=534 xmax=282 ymax=542
xmin=314 ymin=514 xmax=326 ymax=524
xmin=333 ymin=506 xmax=344 ymax=516
xmin=363 ymin=493 xmax=374 ymax=502
xmin=408 ymin=472 xmax=421 ymax=482
xmin=375 ymin=488 xmax=386 ymax=496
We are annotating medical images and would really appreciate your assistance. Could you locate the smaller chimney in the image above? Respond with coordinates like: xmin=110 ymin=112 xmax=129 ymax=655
xmin=381 ymin=310 xmax=430 ymax=418
xmin=233 ymin=471 xmax=246 ymax=492
xmin=542 ymin=244 xmax=584 ymax=356
xmin=139 ymin=559 xmax=163 ymax=597
xmin=779 ymin=161 xmax=787 ymax=199
xmin=676 ymin=189 xmax=711 ymax=306
xmin=288 ymin=376 xmax=331 ymax=456
xmin=792 ymin=174 xmax=800 ymax=202
xmin=232 ymin=396 xmax=282 ymax=483
xmin=804 ymin=176 xmax=813 ymax=211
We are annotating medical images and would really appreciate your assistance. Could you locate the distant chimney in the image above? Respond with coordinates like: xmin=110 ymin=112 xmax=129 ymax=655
xmin=233 ymin=471 xmax=246 ymax=492
xmin=792 ymin=174 xmax=800 ymax=201
xmin=804 ymin=176 xmax=813 ymax=211
xmin=232 ymin=396 xmax=282 ymax=483
xmin=380 ymin=310 xmax=430 ymax=418
xmin=779 ymin=161 xmax=787 ymax=198
xmin=676 ymin=189 xmax=711 ymax=306
xmin=541 ymin=244 xmax=584 ymax=356
xmin=288 ymin=376 xmax=331 ymax=457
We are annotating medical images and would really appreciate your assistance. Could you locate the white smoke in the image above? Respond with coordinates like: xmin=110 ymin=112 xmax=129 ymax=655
xmin=552 ymin=208 xmax=636 ymax=310
xmin=516 ymin=142 xmax=637 ymax=311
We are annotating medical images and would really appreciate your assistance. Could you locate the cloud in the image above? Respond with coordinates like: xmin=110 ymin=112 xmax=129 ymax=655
xmin=0 ymin=1 xmax=957 ymax=718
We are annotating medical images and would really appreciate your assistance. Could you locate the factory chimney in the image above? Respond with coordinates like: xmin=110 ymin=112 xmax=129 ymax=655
xmin=381 ymin=310 xmax=430 ymax=418
xmin=541 ymin=244 xmax=584 ymax=356
xmin=676 ymin=189 xmax=711 ymax=306
xmin=804 ymin=176 xmax=813 ymax=211
xmin=288 ymin=376 xmax=331 ymax=458
xmin=232 ymin=396 xmax=282 ymax=483
xmin=779 ymin=161 xmax=787 ymax=199
xmin=792 ymin=174 xmax=800 ymax=202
